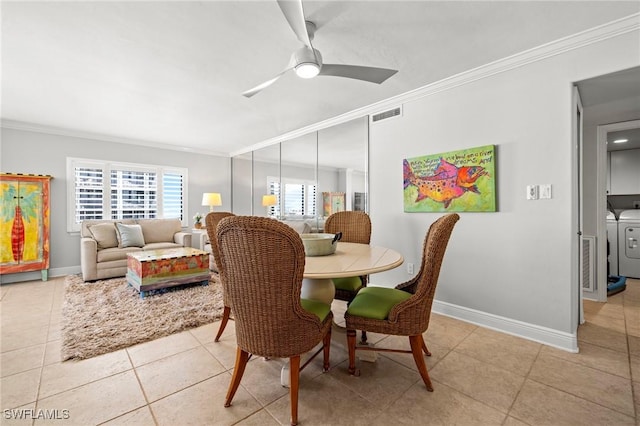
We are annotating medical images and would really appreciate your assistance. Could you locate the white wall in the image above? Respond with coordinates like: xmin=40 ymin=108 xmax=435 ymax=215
xmin=368 ymin=29 xmax=639 ymax=349
xmin=0 ymin=128 xmax=230 ymax=282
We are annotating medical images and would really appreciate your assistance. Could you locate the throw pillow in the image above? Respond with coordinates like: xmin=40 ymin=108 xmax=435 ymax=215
xmin=88 ymin=223 xmax=118 ymax=249
xmin=115 ymin=223 xmax=145 ymax=248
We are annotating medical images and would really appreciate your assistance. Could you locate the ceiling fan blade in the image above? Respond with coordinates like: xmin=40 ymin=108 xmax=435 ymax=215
xmin=277 ymin=0 xmax=313 ymax=49
xmin=319 ymin=64 xmax=398 ymax=84
xmin=242 ymin=68 xmax=292 ymax=98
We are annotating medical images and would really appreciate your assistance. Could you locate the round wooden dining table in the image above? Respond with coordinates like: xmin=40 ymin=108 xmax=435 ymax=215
xmin=301 ymin=241 xmax=404 ymax=305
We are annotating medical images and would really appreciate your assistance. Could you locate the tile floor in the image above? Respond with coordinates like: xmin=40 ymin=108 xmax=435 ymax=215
xmin=1 ymin=276 xmax=638 ymax=425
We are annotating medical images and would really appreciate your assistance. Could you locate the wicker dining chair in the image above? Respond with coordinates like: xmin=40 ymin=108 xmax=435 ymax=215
xmin=216 ymin=216 xmax=333 ymax=426
xmin=324 ymin=210 xmax=371 ymax=341
xmin=204 ymin=211 xmax=236 ymax=342
xmin=344 ymin=213 xmax=460 ymax=391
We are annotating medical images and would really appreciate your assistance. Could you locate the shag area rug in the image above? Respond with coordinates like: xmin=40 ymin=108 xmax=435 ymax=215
xmin=61 ymin=274 xmax=224 ymax=361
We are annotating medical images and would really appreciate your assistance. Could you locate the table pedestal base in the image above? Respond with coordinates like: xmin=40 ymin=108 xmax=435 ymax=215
xmin=301 ymin=278 xmax=335 ymax=305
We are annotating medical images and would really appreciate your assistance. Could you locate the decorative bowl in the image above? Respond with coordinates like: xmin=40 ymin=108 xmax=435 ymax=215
xmin=300 ymin=232 xmax=342 ymax=256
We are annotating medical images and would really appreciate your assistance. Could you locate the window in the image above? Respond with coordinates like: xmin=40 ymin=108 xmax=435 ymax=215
xmin=267 ymin=176 xmax=316 ymax=218
xmin=67 ymin=158 xmax=187 ymax=232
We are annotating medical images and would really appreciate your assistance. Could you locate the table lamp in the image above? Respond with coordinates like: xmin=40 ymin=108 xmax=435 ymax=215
xmin=202 ymin=192 xmax=222 ymax=212
xmin=262 ymin=194 xmax=277 ymax=216
xmin=262 ymin=194 xmax=277 ymax=207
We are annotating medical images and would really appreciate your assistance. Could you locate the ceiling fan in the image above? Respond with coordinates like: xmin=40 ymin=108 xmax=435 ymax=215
xmin=242 ymin=0 xmax=399 ymax=98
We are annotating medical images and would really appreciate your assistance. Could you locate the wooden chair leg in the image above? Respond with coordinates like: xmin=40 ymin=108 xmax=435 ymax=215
xmin=225 ymin=347 xmax=249 ymax=407
xmin=409 ymin=335 xmax=433 ymax=391
xmin=289 ymin=355 xmax=301 ymax=426
xmin=347 ymin=329 xmax=357 ymax=375
xmin=215 ymin=305 xmax=231 ymax=342
xmin=322 ymin=326 xmax=331 ymax=372
xmin=360 ymin=330 xmax=368 ymax=344
xmin=421 ymin=336 xmax=431 ymax=356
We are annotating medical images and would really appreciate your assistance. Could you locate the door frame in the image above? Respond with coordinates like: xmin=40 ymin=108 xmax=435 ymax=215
xmin=572 ymin=86 xmax=585 ymax=325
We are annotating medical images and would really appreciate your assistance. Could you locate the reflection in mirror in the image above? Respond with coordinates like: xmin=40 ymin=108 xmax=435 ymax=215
xmin=318 ymin=117 xmax=368 ymax=224
xmin=230 ymin=115 xmax=368 ymax=231
xmin=252 ymin=144 xmax=280 ymax=217
xmin=279 ymin=132 xmax=318 ymax=230
xmin=231 ymin=152 xmax=253 ymax=215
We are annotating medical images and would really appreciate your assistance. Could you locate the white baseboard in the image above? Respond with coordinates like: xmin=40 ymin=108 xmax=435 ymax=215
xmin=0 ymin=266 xmax=80 ymax=284
xmin=432 ymin=300 xmax=579 ymax=353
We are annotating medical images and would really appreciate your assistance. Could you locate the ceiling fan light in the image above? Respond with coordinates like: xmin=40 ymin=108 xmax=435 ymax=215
xmin=295 ymin=62 xmax=320 ymax=79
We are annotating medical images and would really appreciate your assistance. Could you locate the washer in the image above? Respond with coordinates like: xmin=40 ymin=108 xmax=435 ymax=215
xmin=618 ymin=209 xmax=640 ymax=279
xmin=607 ymin=211 xmax=619 ymax=276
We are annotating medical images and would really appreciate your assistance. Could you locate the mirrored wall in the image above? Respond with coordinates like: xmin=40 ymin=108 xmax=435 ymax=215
xmin=231 ymin=116 xmax=368 ymax=232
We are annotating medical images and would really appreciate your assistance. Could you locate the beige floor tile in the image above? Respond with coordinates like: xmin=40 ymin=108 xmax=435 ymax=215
xmin=584 ymin=299 xmax=625 ymax=320
xmin=503 ymin=416 xmax=530 ymax=426
xmin=126 ymin=330 xmax=201 ymax=367
xmin=34 ymin=370 xmax=146 ymax=425
xmin=454 ymin=327 xmax=541 ymax=376
xmin=203 ymin=338 xmax=240 ymax=371
xmin=190 ymin=319 xmax=237 ymax=345
xmin=1 ymin=325 xmax=49 ymax=353
xmin=542 ymin=341 xmax=631 ymax=379
xmin=135 ymin=346 xmax=226 ymax=402
xmin=631 ymin=355 xmax=640 ymax=381
xmin=46 ymin=326 xmax=60 ymax=343
xmin=4 ymin=276 xmax=639 ymax=425
xmin=43 ymin=340 xmax=62 ymax=366
xmin=224 ymin=356 xmax=289 ymax=406
xmin=0 ymin=402 xmax=36 ymax=426
xmin=235 ymin=408 xmax=280 ymax=425
xmin=150 ymin=372 xmax=261 ymax=426
xmin=325 ymin=352 xmax=421 ymax=407
xmin=101 ymin=406 xmax=156 ymax=425
xmin=375 ymin=380 xmax=506 ymax=426
xmin=265 ymin=372 xmax=383 ymax=426
xmin=587 ymin=314 xmax=627 ymax=334
xmin=429 ymin=350 xmax=525 ymax=412
xmin=373 ymin=334 xmax=449 ymax=372
xmin=39 ymin=349 xmax=132 ymax=399
xmin=423 ymin=317 xmax=476 ymax=350
xmin=2 ymin=311 xmax=52 ymax=330
xmin=0 ymin=367 xmax=41 ymax=408
xmin=577 ymin=321 xmax=628 ymax=353
xmin=300 ymin=331 xmax=349 ymax=378
xmin=529 ymin=351 xmax=634 ymax=416
xmin=630 ymin=335 xmax=640 ymax=358
xmin=510 ymin=379 xmax=635 ymax=425
xmin=188 ymin=322 xmax=218 ymax=345
xmin=1 ymin=344 xmax=45 ymax=377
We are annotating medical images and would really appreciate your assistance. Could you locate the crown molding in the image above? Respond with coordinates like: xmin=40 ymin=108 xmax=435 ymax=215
xmin=0 ymin=119 xmax=229 ymax=157
xmin=231 ymin=12 xmax=640 ymax=157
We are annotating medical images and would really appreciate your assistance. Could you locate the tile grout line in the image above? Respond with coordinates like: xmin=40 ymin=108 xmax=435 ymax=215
xmin=30 ymin=277 xmax=60 ymax=426
xmin=502 ymin=343 xmax=544 ymax=425
xmin=124 ymin=348 xmax=159 ymax=426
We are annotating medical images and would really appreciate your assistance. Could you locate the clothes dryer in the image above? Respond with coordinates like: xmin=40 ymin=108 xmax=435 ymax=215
xmin=607 ymin=211 xmax=618 ymax=276
xmin=618 ymin=210 xmax=640 ymax=279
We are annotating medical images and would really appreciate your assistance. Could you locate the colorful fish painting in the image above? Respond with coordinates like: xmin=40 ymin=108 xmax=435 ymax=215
xmin=403 ymin=145 xmax=496 ymax=212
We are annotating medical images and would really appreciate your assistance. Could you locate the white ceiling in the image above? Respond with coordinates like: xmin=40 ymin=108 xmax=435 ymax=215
xmin=2 ymin=1 xmax=639 ymax=156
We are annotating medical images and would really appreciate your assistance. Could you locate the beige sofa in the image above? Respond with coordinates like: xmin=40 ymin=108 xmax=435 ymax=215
xmin=80 ymin=219 xmax=192 ymax=282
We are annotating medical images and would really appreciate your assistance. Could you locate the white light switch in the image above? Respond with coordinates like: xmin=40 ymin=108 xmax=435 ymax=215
xmin=526 ymin=185 xmax=538 ymax=200
xmin=539 ymin=184 xmax=552 ymax=199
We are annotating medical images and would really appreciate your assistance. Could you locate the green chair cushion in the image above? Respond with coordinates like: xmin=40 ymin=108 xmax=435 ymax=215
xmin=346 ymin=286 xmax=412 ymax=320
xmin=332 ymin=276 xmax=362 ymax=292
xmin=301 ymin=298 xmax=331 ymax=321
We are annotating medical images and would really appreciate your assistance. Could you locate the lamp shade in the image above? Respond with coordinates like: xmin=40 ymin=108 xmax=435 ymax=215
xmin=262 ymin=194 xmax=277 ymax=207
xmin=202 ymin=193 xmax=222 ymax=211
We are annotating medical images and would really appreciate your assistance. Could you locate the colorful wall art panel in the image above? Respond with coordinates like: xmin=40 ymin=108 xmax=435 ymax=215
xmin=403 ymin=145 xmax=496 ymax=212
